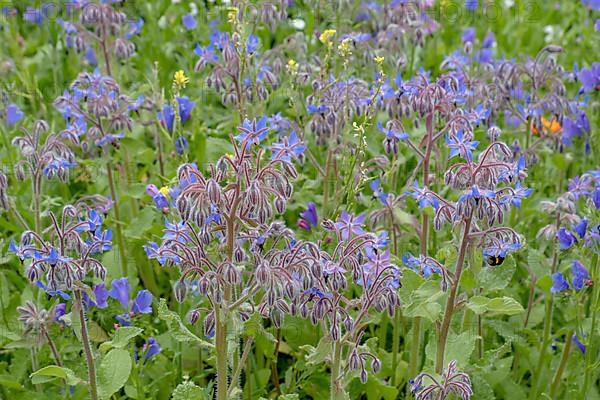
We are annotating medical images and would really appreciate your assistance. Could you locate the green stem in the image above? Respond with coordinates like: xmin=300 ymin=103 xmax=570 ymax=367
xmin=75 ymin=290 xmax=99 ymax=400
xmin=530 ymin=215 xmax=561 ymax=399
xmin=330 ymin=340 xmax=343 ymax=400
xmin=436 ymin=214 xmax=473 ymax=373
xmin=529 ymin=294 xmax=554 ymax=400
xmin=408 ymin=317 xmax=421 ymax=380
xmin=549 ymin=331 xmax=573 ymax=399
xmin=391 ymin=311 xmax=401 ymax=387
xmin=215 ymin=302 xmax=229 ymax=400
xmin=582 ymin=253 xmax=599 ymax=398
xmin=106 ymin=164 xmax=128 ymax=277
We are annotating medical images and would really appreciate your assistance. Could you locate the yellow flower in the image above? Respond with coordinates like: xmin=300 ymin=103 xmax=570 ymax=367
xmin=227 ymin=7 xmax=238 ymax=24
xmin=173 ymin=70 xmax=190 ymax=89
xmin=374 ymin=56 xmax=385 ymax=66
xmin=287 ymin=59 xmax=298 ymax=75
xmin=319 ymin=29 xmax=336 ymax=45
xmin=159 ymin=186 xmax=170 ymax=197
xmin=338 ymin=38 xmax=352 ymax=57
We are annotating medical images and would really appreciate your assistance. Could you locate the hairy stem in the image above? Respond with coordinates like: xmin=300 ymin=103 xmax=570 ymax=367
xmin=436 ymin=214 xmax=472 ymax=373
xmin=582 ymin=253 xmax=599 ymax=398
xmin=530 ymin=214 xmax=561 ymax=399
xmin=330 ymin=340 xmax=343 ymax=400
xmin=550 ymin=331 xmax=573 ymax=398
xmin=75 ymin=290 xmax=98 ymax=400
xmin=106 ymin=164 xmax=128 ymax=277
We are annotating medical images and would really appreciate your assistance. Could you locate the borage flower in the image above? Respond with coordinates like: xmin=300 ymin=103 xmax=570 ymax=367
xmin=107 ymin=278 xmax=153 ymax=326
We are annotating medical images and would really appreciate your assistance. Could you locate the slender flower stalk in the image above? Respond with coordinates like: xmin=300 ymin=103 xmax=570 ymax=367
xmin=436 ymin=213 xmax=473 ymax=373
xmin=549 ymin=331 xmax=573 ymax=398
xmin=75 ymin=290 xmax=99 ymax=400
xmin=582 ymin=253 xmax=599 ymax=397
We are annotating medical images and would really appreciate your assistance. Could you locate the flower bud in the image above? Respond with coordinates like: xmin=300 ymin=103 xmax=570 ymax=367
xmin=189 ymin=309 xmax=200 ymax=325
xmin=174 ymin=280 xmax=187 ymax=303
xmin=371 ymin=358 xmax=381 ymax=373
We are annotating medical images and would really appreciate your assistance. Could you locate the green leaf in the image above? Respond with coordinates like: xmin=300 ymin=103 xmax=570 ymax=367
xmin=98 ymin=348 xmax=132 ymax=400
xmin=467 ymin=296 xmax=524 ymax=316
xmin=402 ymin=279 xmax=444 ymax=323
xmin=30 ymin=365 xmax=82 ymax=386
xmin=171 ymin=380 xmax=208 ymax=400
xmin=365 ymin=374 xmax=398 ymax=400
xmin=479 ymin=256 xmax=516 ymax=292
xmin=157 ymin=298 xmax=214 ymax=348
xmin=527 ymin=249 xmax=548 ymax=278
xmin=100 ymin=326 xmax=144 ymax=352
xmin=300 ymin=335 xmax=332 ymax=366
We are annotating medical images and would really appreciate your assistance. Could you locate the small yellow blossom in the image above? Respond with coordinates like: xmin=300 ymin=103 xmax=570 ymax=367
xmin=227 ymin=7 xmax=238 ymax=24
xmin=374 ymin=56 xmax=385 ymax=66
xmin=173 ymin=70 xmax=189 ymax=89
xmin=287 ymin=59 xmax=298 ymax=75
xmin=338 ymin=38 xmax=353 ymax=57
xmin=159 ymin=186 xmax=170 ymax=197
xmin=319 ymin=29 xmax=336 ymax=46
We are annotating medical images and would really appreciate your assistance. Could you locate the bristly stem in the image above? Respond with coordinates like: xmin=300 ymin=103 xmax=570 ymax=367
xmin=436 ymin=213 xmax=473 ymax=374
xmin=410 ymin=113 xmax=434 ymax=380
xmin=106 ymin=163 xmax=128 ymax=277
xmin=582 ymin=252 xmax=599 ymax=398
xmin=330 ymin=340 xmax=343 ymax=400
xmin=530 ymin=213 xmax=561 ymax=399
xmin=550 ymin=330 xmax=573 ymax=398
xmin=42 ymin=328 xmax=63 ymax=367
xmin=75 ymin=290 xmax=99 ymax=400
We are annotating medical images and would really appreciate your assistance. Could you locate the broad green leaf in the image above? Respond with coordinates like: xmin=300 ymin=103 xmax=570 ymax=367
xmin=100 ymin=326 xmax=143 ymax=352
xmin=157 ymin=298 xmax=213 ymax=348
xmin=171 ymin=380 xmax=208 ymax=400
xmin=365 ymin=375 xmax=399 ymax=400
xmin=402 ymin=279 xmax=444 ymax=323
xmin=527 ymin=249 xmax=548 ymax=278
xmin=98 ymin=348 xmax=132 ymax=400
xmin=300 ymin=335 xmax=332 ymax=366
xmin=479 ymin=256 xmax=516 ymax=292
xmin=30 ymin=365 xmax=82 ymax=386
xmin=467 ymin=296 xmax=524 ymax=316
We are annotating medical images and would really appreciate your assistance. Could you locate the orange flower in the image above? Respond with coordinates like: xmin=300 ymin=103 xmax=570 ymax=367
xmin=530 ymin=117 xmax=562 ymax=136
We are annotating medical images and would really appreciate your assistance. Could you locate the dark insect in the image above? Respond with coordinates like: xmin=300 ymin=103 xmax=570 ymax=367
xmin=486 ymin=255 xmax=505 ymax=266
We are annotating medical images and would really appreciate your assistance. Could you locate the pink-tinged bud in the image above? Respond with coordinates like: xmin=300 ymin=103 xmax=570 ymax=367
xmin=174 ymin=280 xmax=187 ymax=303
xmin=330 ymin=324 xmax=340 ymax=341
xmin=27 ymin=266 xmax=38 ymax=282
xmin=371 ymin=358 xmax=381 ymax=373
xmin=275 ymin=197 xmax=286 ymax=214
xmin=234 ymin=246 xmax=245 ymax=263
xmin=276 ymin=299 xmax=290 ymax=314
xmin=266 ymin=290 xmax=276 ymax=306
xmin=198 ymin=276 xmax=210 ymax=296
xmin=207 ymin=179 xmax=222 ymax=204
xmin=204 ymin=312 xmax=215 ymax=337
xmin=146 ymin=184 xmax=159 ymax=197
xmin=271 ymin=308 xmax=283 ymax=328
xmin=349 ymin=350 xmax=360 ymax=370
xmin=256 ymin=262 xmax=270 ymax=285
xmin=300 ymin=303 xmax=309 ymax=318
xmin=360 ymin=369 xmax=368 ymax=384
xmin=239 ymin=311 xmax=250 ymax=322
xmin=344 ymin=316 xmax=354 ymax=332
xmin=189 ymin=309 xmax=200 ymax=325
xmin=223 ymin=263 xmax=240 ymax=285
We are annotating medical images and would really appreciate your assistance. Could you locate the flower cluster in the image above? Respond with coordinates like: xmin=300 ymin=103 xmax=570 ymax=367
xmin=9 ymin=204 xmax=112 ymax=292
